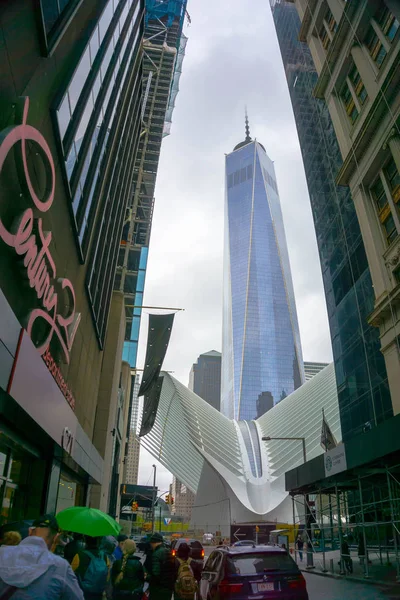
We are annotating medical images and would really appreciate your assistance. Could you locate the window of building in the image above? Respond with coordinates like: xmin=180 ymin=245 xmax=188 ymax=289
xmin=340 ymin=82 xmax=359 ymax=124
xmin=325 ymin=8 xmax=337 ymax=34
xmin=319 ymin=24 xmax=331 ymax=50
xmin=365 ymin=6 xmax=398 ymax=68
xmin=371 ymin=167 xmax=399 ymax=246
xmin=376 ymin=5 xmax=400 ymax=42
xmin=318 ymin=7 xmax=337 ymax=52
xmin=348 ymin=64 xmax=368 ymax=105
xmin=39 ymin=0 xmax=80 ymax=53
xmin=371 ymin=176 xmax=387 ymax=212
xmin=365 ymin=26 xmax=387 ymax=66
xmin=384 ymin=156 xmax=400 ymax=202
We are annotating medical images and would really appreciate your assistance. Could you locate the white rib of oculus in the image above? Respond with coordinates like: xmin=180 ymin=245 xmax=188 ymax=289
xmin=140 ymin=363 xmax=341 ymax=527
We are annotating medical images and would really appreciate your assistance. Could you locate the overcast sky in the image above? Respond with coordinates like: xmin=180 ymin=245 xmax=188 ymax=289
xmin=137 ymin=0 xmax=333 ymax=492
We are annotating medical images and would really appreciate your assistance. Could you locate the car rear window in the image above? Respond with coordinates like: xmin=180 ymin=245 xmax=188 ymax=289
xmin=190 ymin=541 xmax=202 ymax=549
xmin=227 ymin=552 xmax=296 ymax=575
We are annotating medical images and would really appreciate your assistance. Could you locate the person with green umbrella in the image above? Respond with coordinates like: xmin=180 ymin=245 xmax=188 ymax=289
xmin=57 ymin=507 xmax=120 ymax=599
xmin=71 ymin=536 xmax=110 ymax=599
xmin=57 ymin=507 xmax=121 ymax=538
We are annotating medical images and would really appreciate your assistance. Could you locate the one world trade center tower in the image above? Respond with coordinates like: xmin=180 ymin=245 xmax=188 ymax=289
xmin=221 ymin=116 xmax=304 ymax=420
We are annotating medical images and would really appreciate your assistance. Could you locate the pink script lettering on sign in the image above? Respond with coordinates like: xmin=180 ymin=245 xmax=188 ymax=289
xmin=0 ymin=97 xmax=80 ymax=363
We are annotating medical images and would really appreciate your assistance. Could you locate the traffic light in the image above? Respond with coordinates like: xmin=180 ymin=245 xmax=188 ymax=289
xmin=165 ymin=494 xmax=170 ymax=504
xmin=170 ymin=496 xmax=174 ymax=506
xmin=131 ymin=502 xmax=138 ymax=512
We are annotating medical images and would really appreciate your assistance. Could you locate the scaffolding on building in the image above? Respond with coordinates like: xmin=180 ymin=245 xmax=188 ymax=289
xmin=289 ymin=462 xmax=400 ymax=582
xmin=114 ymin=0 xmax=188 ymax=369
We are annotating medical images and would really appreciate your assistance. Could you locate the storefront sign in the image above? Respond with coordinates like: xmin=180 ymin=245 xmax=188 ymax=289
xmin=324 ymin=444 xmax=347 ymax=478
xmin=43 ymin=348 xmax=76 ymax=410
xmin=0 ymin=97 xmax=80 ymax=365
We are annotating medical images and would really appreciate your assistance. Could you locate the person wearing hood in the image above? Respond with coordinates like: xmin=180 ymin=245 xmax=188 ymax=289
xmin=0 ymin=514 xmax=83 ymax=599
xmin=146 ymin=533 xmax=176 ymax=600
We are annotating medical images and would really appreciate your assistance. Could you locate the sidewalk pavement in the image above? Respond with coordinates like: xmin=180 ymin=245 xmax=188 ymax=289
xmin=293 ymin=547 xmax=400 ymax=594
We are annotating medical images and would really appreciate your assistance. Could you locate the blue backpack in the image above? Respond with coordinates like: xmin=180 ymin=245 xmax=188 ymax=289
xmin=80 ymin=550 xmax=109 ymax=594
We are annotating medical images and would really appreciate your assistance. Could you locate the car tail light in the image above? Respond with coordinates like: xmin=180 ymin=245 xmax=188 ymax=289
xmin=171 ymin=549 xmax=176 ymax=557
xmin=201 ymin=549 xmax=205 ymax=558
xmin=218 ymin=580 xmax=243 ymax=595
xmin=288 ymin=574 xmax=306 ymax=589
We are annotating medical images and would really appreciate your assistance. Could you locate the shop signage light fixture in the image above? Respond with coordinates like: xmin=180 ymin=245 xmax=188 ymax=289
xmin=0 ymin=97 xmax=80 ymax=365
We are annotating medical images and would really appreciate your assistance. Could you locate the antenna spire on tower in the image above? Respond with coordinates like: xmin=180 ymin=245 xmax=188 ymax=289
xmin=245 ymin=107 xmax=251 ymax=142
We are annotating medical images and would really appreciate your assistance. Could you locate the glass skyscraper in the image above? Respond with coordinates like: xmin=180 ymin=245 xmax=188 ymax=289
xmin=271 ymin=0 xmax=392 ymax=441
xmin=221 ymin=121 xmax=304 ymax=420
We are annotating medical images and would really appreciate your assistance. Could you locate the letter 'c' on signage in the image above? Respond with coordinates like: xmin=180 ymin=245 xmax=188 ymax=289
xmin=0 ymin=97 xmax=80 ymax=364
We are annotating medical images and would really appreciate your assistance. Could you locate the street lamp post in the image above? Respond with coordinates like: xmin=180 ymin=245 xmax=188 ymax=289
xmin=262 ymin=436 xmax=314 ymax=569
xmin=151 ymin=464 xmax=157 ymax=533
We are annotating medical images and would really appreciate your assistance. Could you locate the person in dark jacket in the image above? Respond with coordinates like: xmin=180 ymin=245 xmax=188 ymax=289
xmin=296 ymin=535 xmax=304 ymax=561
xmin=65 ymin=534 xmax=85 ymax=564
xmin=112 ymin=540 xmax=144 ymax=599
xmin=146 ymin=533 xmax=176 ymax=600
xmin=340 ymin=539 xmax=353 ymax=574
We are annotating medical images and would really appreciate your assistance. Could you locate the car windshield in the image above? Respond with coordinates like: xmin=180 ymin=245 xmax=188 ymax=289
xmin=190 ymin=541 xmax=202 ymax=548
xmin=227 ymin=552 xmax=296 ymax=575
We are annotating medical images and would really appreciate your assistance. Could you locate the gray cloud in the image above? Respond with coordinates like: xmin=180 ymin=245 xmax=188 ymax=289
xmin=138 ymin=0 xmax=333 ymax=489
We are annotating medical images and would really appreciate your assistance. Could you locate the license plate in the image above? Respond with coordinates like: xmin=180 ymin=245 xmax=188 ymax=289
xmin=258 ymin=582 xmax=274 ymax=591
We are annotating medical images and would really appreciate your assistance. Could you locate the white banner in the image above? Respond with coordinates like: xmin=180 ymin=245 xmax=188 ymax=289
xmin=164 ymin=517 xmax=171 ymax=525
xmin=324 ymin=443 xmax=347 ymax=477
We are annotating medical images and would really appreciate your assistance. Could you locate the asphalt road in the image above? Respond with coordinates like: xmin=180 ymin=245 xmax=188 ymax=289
xmin=304 ymin=572 xmax=400 ymax=599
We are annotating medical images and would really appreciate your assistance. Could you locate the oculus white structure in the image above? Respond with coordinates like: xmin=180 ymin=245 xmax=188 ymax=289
xmin=141 ymin=363 xmax=341 ymax=535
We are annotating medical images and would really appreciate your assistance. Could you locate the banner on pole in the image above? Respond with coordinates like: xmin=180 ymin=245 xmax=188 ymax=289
xmin=138 ymin=313 xmax=175 ymax=397
xmin=320 ymin=409 xmax=337 ymax=452
xmin=164 ymin=517 xmax=171 ymax=525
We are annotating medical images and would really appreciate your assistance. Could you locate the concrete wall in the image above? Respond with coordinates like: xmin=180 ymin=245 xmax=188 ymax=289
xmin=92 ymin=291 xmax=126 ymax=510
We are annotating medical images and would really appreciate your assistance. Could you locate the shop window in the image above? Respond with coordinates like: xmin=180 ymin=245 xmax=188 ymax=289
xmin=55 ymin=471 xmax=85 ymax=513
xmin=0 ymin=436 xmax=41 ymax=526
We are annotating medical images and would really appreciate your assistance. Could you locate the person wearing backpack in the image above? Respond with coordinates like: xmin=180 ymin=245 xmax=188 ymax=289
xmin=112 ymin=539 xmax=144 ymax=599
xmin=71 ymin=535 xmax=110 ymax=599
xmin=146 ymin=533 xmax=176 ymax=600
xmin=174 ymin=543 xmax=200 ymax=600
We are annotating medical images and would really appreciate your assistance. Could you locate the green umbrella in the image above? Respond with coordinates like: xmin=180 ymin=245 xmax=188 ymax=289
xmin=56 ymin=507 xmax=121 ymax=537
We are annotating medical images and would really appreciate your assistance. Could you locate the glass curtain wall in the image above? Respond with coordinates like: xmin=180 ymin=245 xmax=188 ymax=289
xmin=271 ymin=0 xmax=392 ymax=440
xmin=221 ymin=139 xmax=304 ymax=420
